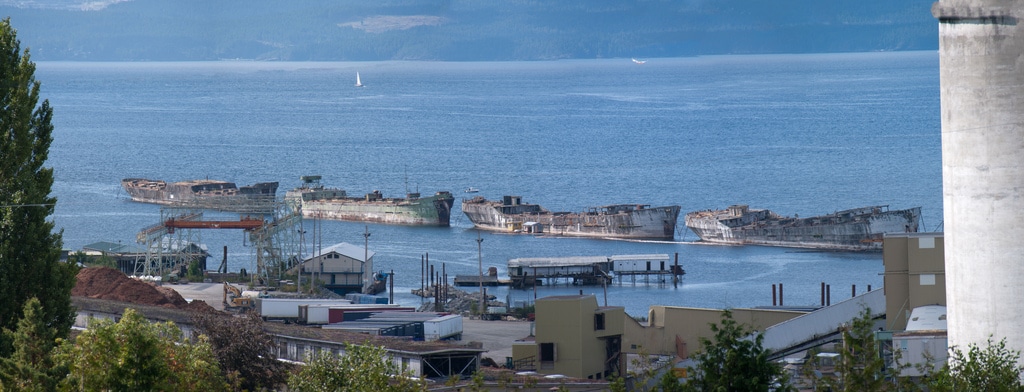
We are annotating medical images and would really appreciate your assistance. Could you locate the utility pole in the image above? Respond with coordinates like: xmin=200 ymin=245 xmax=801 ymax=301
xmin=476 ymin=231 xmax=485 ymax=316
xmin=363 ymin=225 xmax=371 ymax=294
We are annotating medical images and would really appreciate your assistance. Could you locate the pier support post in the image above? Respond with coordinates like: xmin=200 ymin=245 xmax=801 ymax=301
xmin=779 ymin=283 xmax=783 ymax=307
xmin=772 ymin=284 xmax=777 ymax=306
xmin=821 ymin=282 xmax=826 ymax=306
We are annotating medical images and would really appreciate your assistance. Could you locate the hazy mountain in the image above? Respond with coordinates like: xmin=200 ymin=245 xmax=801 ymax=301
xmin=0 ymin=0 xmax=938 ymax=61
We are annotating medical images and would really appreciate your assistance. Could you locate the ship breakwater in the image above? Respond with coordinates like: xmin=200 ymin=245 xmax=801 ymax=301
xmin=121 ymin=178 xmax=278 ymax=214
xmin=684 ymin=204 xmax=922 ymax=251
xmin=285 ymin=176 xmax=454 ymax=226
xmin=461 ymin=196 xmax=681 ymax=240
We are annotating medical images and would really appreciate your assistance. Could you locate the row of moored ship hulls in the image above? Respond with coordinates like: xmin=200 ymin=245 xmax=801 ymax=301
xmin=121 ymin=176 xmax=922 ymax=250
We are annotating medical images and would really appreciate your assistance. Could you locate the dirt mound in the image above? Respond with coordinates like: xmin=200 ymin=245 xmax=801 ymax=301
xmin=181 ymin=299 xmax=219 ymax=314
xmin=73 ymin=267 xmax=189 ymax=309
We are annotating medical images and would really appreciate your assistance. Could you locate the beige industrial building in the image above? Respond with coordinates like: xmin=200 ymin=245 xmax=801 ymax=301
xmin=882 ymin=233 xmax=946 ymax=331
xmin=882 ymin=232 xmax=948 ymax=377
xmin=511 ymin=295 xmax=625 ymax=380
xmin=623 ymin=307 xmax=805 ymax=359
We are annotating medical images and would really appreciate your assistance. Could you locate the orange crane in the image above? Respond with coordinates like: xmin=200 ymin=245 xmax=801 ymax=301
xmin=164 ymin=216 xmax=264 ymax=233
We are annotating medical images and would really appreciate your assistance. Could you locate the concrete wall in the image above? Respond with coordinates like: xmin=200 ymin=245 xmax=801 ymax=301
xmin=933 ymin=0 xmax=1024 ymax=355
xmin=623 ymin=307 xmax=804 ymax=358
xmin=883 ymin=233 xmax=946 ymax=331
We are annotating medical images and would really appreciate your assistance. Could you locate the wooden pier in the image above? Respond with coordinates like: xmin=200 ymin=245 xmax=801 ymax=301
xmin=506 ymin=254 xmax=685 ymax=289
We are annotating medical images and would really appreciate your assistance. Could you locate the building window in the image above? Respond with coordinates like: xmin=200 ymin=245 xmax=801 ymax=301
xmin=594 ymin=313 xmax=606 ymax=331
xmin=540 ymin=343 xmax=556 ymax=362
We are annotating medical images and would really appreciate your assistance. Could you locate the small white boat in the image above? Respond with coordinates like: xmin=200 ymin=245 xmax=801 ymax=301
xmin=464 ymin=187 xmax=479 ymax=193
xmin=632 ymin=58 xmax=646 ymax=64
xmin=355 ymin=72 xmax=364 ymax=87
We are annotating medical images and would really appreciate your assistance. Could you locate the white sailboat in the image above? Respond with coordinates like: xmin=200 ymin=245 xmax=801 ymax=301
xmin=355 ymin=72 xmax=364 ymax=87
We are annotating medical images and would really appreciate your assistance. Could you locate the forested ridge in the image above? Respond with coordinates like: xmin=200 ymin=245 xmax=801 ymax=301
xmin=2 ymin=0 xmax=937 ymax=61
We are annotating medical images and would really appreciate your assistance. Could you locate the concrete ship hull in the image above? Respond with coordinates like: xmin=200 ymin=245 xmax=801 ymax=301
xmin=462 ymin=196 xmax=680 ymax=240
xmin=684 ymin=205 xmax=922 ymax=251
xmin=285 ymin=179 xmax=453 ymax=226
xmin=121 ymin=178 xmax=278 ymax=213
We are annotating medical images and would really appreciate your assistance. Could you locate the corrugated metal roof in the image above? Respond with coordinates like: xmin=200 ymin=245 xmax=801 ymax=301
xmin=761 ymin=289 xmax=885 ymax=353
xmin=82 ymin=241 xmax=146 ymax=254
xmin=508 ymin=256 xmax=608 ymax=268
xmin=609 ymin=254 xmax=670 ymax=262
xmin=307 ymin=242 xmax=375 ymax=261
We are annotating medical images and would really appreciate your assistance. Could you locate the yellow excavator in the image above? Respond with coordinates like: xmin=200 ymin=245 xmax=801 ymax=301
xmin=223 ymin=282 xmax=255 ymax=312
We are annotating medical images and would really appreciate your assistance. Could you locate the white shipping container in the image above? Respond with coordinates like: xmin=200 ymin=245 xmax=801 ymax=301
xmin=423 ymin=315 xmax=463 ymax=341
xmin=257 ymin=298 xmax=352 ymax=320
xmin=299 ymin=305 xmax=331 ymax=325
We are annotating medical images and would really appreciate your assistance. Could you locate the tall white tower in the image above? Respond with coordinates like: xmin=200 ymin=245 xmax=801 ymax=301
xmin=934 ymin=1 xmax=1024 ymax=353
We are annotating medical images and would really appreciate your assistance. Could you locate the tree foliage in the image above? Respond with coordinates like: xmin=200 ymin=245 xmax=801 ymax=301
xmin=190 ymin=311 xmax=288 ymax=391
xmin=55 ymin=308 xmax=227 ymax=391
xmin=0 ymin=298 xmax=64 ymax=391
xmin=814 ymin=307 xmax=897 ymax=391
xmin=287 ymin=342 xmax=425 ymax=392
xmin=927 ymin=337 xmax=1024 ymax=392
xmin=682 ymin=310 xmax=791 ymax=392
xmin=0 ymin=16 xmax=78 ymax=358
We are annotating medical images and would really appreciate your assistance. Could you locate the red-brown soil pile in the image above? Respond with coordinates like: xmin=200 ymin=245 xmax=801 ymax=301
xmin=73 ymin=267 xmax=191 ymax=309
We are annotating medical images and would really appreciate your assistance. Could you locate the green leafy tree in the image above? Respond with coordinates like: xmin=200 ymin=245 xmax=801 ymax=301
xmin=927 ymin=337 xmax=1024 ymax=392
xmin=682 ymin=310 xmax=792 ymax=392
xmin=55 ymin=308 xmax=227 ymax=391
xmin=190 ymin=311 xmax=288 ymax=391
xmin=287 ymin=342 xmax=425 ymax=392
xmin=0 ymin=298 xmax=64 ymax=391
xmin=0 ymin=17 xmax=78 ymax=357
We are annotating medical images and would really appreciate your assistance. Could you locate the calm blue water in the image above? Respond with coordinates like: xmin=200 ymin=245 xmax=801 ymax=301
xmin=37 ymin=51 xmax=942 ymax=316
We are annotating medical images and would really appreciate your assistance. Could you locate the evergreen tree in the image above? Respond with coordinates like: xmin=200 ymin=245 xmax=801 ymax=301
xmin=0 ymin=17 xmax=78 ymax=357
xmin=813 ymin=307 xmax=915 ymax=392
xmin=0 ymin=298 xmax=63 ymax=391
xmin=682 ymin=310 xmax=792 ymax=392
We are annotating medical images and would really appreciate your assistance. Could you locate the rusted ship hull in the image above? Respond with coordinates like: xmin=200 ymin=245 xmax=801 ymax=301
xmin=285 ymin=176 xmax=453 ymax=226
xmin=462 ymin=196 xmax=681 ymax=240
xmin=684 ymin=205 xmax=922 ymax=251
xmin=121 ymin=178 xmax=278 ymax=213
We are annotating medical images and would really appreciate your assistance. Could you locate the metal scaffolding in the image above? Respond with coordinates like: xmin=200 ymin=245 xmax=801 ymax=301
xmin=133 ymin=199 xmax=302 ymax=287
xmin=134 ymin=209 xmax=204 ymax=277
xmin=248 ymin=202 xmax=303 ymax=286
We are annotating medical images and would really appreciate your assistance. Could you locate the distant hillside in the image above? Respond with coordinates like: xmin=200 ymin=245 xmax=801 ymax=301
xmin=1 ymin=0 xmax=938 ymax=61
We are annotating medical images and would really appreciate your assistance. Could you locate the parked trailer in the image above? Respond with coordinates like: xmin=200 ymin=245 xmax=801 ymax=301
xmin=295 ymin=304 xmax=414 ymax=325
xmin=423 ymin=315 xmax=463 ymax=341
xmin=256 ymin=298 xmax=352 ymax=321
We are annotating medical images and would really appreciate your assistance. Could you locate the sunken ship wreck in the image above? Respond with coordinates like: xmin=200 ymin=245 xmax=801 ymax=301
xmin=684 ymin=204 xmax=922 ymax=251
xmin=461 ymin=195 xmax=681 ymax=240
xmin=121 ymin=178 xmax=278 ymax=213
xmin=284 ymin=176 xmax=454 ymax=226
